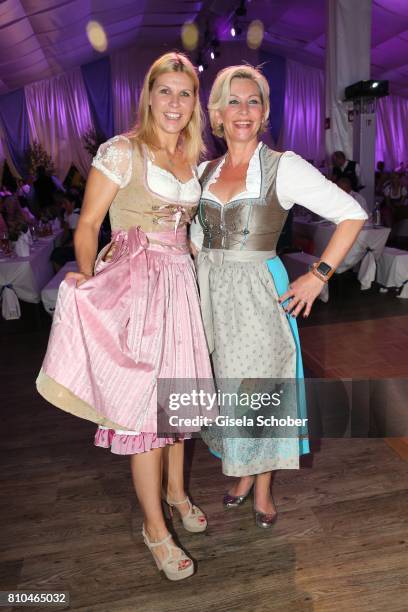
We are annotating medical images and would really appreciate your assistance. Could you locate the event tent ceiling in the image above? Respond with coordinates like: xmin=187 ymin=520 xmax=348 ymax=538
xmin=0 ymin=0 xmax=407 ymax=97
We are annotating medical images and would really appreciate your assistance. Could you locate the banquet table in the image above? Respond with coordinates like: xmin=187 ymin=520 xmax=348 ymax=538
xmin=0 ymin=231 xmax=63 ymax=309
xmin=293 ymin=218 xmax=391 ymax=288
xmin=41 ymin=260 xmax=77 ymax=314
xmin=376 ymin=247 xmax=408 ymax=298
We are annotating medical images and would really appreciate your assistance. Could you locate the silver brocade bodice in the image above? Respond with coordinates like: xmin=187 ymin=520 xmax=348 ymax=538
xmin=198 ymin=145 xmax=288 ymax=251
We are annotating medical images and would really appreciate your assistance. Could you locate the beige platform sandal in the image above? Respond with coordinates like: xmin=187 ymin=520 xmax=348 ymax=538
xmin=164 ymin=496 xmax=208 ymax=533
xmin=142 ymin=526 xmax=195 ymax=581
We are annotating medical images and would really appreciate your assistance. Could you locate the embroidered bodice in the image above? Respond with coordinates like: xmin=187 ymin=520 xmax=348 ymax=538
xmin=92 ymin=135 xmax=201 ymax=232
xmin=198 ymin=144 xmax=287 ymax=251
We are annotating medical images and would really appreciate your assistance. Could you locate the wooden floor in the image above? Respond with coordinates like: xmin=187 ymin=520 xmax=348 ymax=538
xmin=300 ymin=308 xmax=408 ymax=461
xmin=300 ymin=315 xmax=408 ymax=378
xmin=1 ymin=277 xmax=408 ymax=612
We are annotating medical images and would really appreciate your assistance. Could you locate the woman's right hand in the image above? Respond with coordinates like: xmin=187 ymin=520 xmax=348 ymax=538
xmin=65 ymin=271 xmax=92 ymax=286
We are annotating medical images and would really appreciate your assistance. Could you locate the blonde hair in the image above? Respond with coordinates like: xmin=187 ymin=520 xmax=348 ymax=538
xmin=128 ymin=52 xmax=205 ymax=163
xmin=208 ymin=65 xmax=270 ymax=138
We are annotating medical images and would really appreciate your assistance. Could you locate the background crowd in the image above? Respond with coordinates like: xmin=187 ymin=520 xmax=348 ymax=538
xmin=0 ymin=165 xmax=108 ymax=270
xmin=1 ymin=148 xmax=408 ymax=269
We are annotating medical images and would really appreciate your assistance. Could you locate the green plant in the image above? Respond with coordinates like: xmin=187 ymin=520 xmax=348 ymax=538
xmin=25 ymin=141 xmax=55 ymax=176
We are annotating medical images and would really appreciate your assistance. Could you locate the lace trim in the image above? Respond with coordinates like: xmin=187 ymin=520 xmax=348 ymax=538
xmin=204 ymin=141 xmax=263 ymax=205
xmin=91 ymin=159 xmax=123 ymax=187
xmin=142 ymin=144 xmax=200 ymax=207
xmin=92 ymin=135 xmax=133 ymax=188
xmin=147 ymin=158 xmax=197 ymax=187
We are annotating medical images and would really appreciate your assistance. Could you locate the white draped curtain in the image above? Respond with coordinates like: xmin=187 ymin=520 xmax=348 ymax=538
xmin=25 ymin=68 xmax=93 ymax=180
xmin=0 ymin=43 xmax=405 ymax=180
xmin=277 ymin=59 xmax=408 ymax=174
xmin=325 ymin=0 xmax=372 ymax=159
xmin=279 ymin=60 xmax=325 ymax=164
xmin=376 ymin=95 xmax=408 ymax=170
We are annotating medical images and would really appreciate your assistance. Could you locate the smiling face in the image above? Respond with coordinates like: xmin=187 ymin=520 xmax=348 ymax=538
xmin=149 ymin=71 xmax=195 ymax=139
xmin=215 ymin=77 xmax=264 ymax=145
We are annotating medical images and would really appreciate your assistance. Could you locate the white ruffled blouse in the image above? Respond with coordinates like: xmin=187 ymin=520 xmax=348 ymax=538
xmin=92 ymin=135 xmax=201 ymax=203
xmin=198 ymin=142 xmax=367 ymax=222
xmin=191 ymin=142 xmax=368 ymax=249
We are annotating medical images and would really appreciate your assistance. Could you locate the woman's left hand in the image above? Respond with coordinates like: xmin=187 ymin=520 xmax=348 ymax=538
xmin=278 ymin=272 xmax=325 ymax=318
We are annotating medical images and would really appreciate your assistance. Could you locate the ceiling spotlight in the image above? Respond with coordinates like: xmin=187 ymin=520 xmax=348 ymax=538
xmin=197 ymin=50 xmax=208 ymax=72
xmin=86 ymin=21 xmax=107 ymax=52
xmin=181 ymin=22 xmax=199 ymax=51
xmin=247 ymin=19 xmax=264 ymax=50
xmin=371 ymin=81 xmax=379 ymax=88
xmin=210 ymin=51 xmax=215 ymax=60
xmin=230 ymin=26 xmax=236 ymax=37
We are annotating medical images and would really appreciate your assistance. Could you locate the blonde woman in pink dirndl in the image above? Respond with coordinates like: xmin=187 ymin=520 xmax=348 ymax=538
xmin=36 ymin=53 xmax=213 ymax=581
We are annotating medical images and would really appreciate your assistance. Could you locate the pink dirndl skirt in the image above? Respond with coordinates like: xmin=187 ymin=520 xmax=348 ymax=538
xmin=39 ymin=225 xmax=213 ymax=454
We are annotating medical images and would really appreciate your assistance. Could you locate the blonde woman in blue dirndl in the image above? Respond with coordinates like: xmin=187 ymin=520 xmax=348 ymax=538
xmin=190 ymin=65 xmax=367 ymax=527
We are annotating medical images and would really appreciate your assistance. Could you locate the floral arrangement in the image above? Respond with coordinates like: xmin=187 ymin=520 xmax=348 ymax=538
xmin=82 ymin=128 xmax=105 ymax=158
xmin=25 ymin=141 xmax=55 ymax=176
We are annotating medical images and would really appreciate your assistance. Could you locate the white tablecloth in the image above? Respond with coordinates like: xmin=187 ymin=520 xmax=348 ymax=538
xmin=281 ymin=252 xmax=329 ymax=302
xmin=0 ymin=231 xmax=63 ymax=306
xmin=376 ymin=247 xmax=408 ymax=297
xmin=41 ymin=260 xmax=78 ymax=314
xmin=293 ymin=219 xmax=391 ymax=288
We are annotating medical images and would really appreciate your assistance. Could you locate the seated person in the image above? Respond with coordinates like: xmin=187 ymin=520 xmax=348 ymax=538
xmin=2 ymin=195 xmax=26 ymax=232
xmin=50 ymin=193 xmax=80 ymax=271
xmin=375 ymin=161 xmax=389 ymax=197
xmin=384 ymin=173 xmax=408 ymax=226
xmin=331 ymin=150 xmax=364 ymax=191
